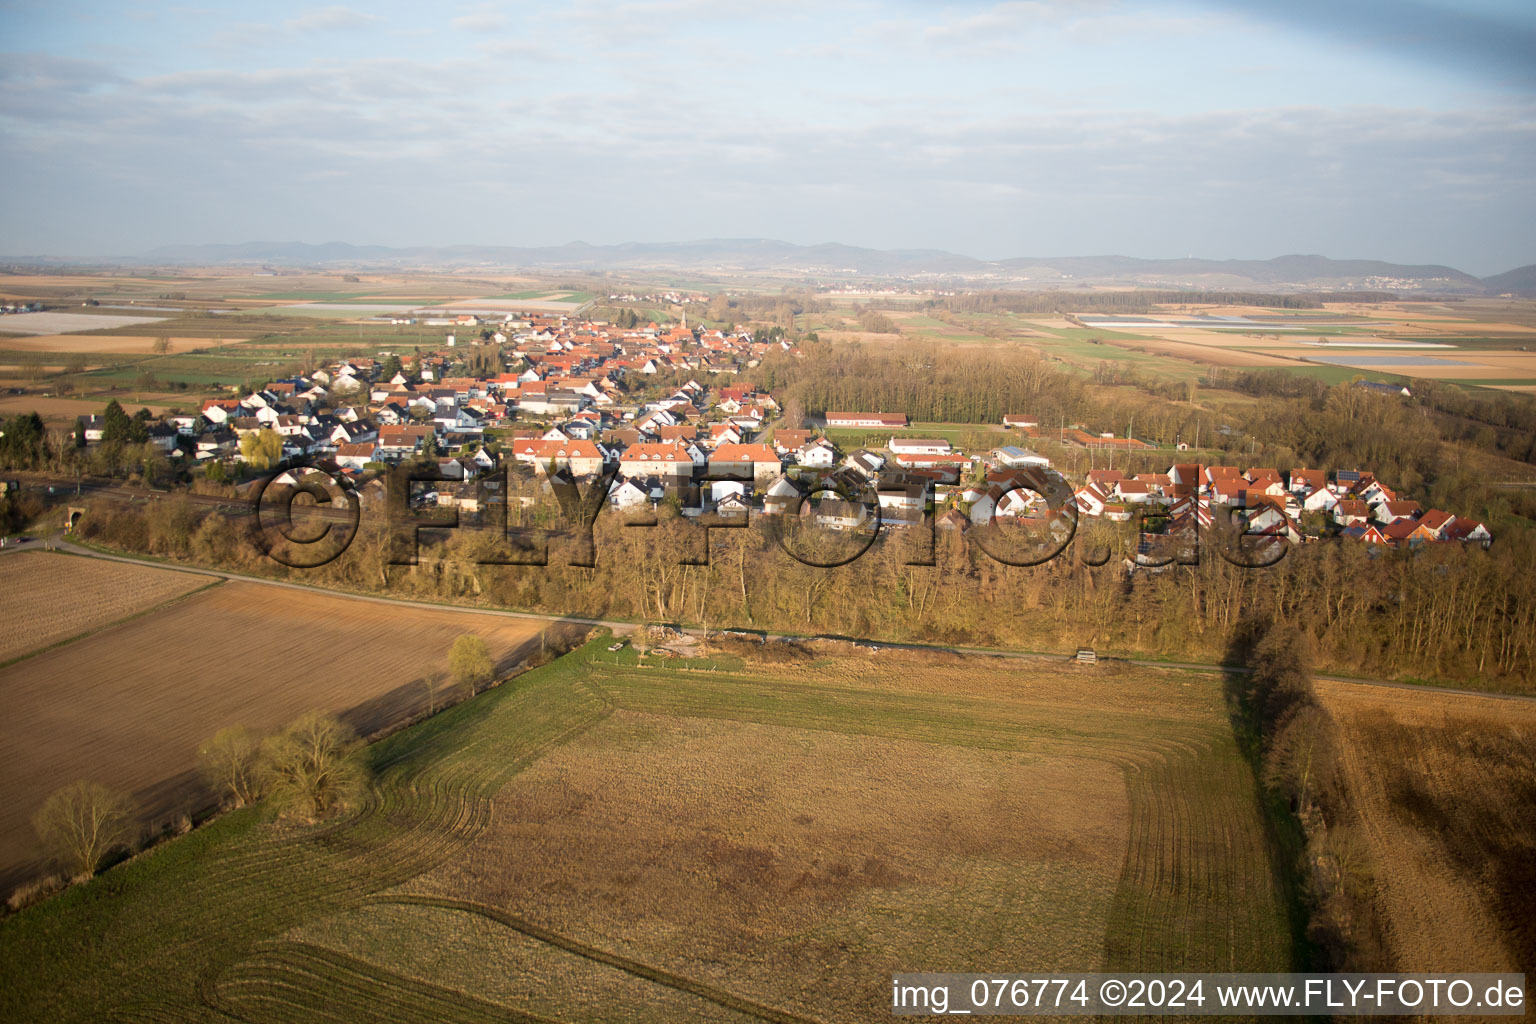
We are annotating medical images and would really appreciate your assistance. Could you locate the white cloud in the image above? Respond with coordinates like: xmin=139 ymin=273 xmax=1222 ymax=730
xmin=284 ymin=6 xmax=379 ymax=33
xmin=451 ymin=4 xmax=510 ymax=32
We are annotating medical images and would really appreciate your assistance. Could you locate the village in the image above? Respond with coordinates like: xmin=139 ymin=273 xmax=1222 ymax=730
xmin=68 ymin=310 xmax=1493 ymax=554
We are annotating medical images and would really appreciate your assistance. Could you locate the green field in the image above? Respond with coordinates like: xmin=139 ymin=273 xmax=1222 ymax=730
xmin=824 ymin=421 xmax=1007 ymax=447
xmin=964 ymin=320 xmax=1212 ymax=383
xmin=18 ymin=316 xmax=459 ymax=397
xmin=253 ymin=290 xmax=374 ymax=301
xmin=490 ymin=290 xmax=595 ymax=303
xmin=0 ymin=635 xmax=1294 ymax=1022
xmin=1269 ymin=364 xmax=1415 ymax=386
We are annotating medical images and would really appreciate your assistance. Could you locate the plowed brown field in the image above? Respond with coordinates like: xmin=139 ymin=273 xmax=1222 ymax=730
xmin=0 ymin=574 xmax=545 ymax=889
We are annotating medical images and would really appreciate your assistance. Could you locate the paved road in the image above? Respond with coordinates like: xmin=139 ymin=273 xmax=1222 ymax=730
xmin=22 ymin=529 xmax=1534 ymax=706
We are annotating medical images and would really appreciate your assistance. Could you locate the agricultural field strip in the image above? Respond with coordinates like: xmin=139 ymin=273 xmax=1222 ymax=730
xmin=0 ymin=552 xmax=216 ymax=664
xmin=210 ymin=653 xmax=1269 ymax=1022
xmin=1312 ymin=680 xmax=1536 ymax=973
xmin=585 ymin=664 xmax=1214 ymax=765
xmin=581 ymin=663 xmax=1289 ymax=976
xmin=1107 ymin=744 xmax=1284 ymax=972
xmin=388 ymin=663 xmax=1265 ymax=986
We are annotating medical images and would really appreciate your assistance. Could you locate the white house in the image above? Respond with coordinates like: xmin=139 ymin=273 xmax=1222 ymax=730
xmin=797 ymin=440 xmax=837 ymax=468
xmin=609 ymin=478 xmax=651 ymax=511
xmin=334 ymin=443 xmax=378 ymax=470
xmin=1302 ymin=488 xmax=1339 ymax=514
xmin=710 ymin=479 xmax=748 ymax=505
xmin=889 ymin=437 xmax=951 ymax=457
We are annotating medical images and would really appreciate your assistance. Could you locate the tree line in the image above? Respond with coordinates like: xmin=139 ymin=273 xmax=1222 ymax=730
xmin=76 ymin=493 xmax=1536 ymax=694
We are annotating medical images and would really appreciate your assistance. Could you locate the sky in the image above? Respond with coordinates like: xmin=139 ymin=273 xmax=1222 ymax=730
xmin=1 ymin=0 xmax=1533 ymax=274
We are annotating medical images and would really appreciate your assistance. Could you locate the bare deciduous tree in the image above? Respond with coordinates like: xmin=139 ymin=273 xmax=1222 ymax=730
xmin=258 ymin=712 xmax=364 ymax=822
xmin=632 ymin=624 xmax=654 ymax=663
xmin=198 ymin=725 xmax=262 ymax=808
xmin=449 ymin=633 xmax=493 ymax=695
xmin=31 ymin=781 xmax=133 ymax=878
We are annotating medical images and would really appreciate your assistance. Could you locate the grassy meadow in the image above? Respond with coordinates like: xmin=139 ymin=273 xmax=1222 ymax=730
xmin=0 ymin=635 xmax=1295 ymax=1023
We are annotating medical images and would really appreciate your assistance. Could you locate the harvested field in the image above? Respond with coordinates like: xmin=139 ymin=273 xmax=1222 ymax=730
xmin=308 ymin=649 xmax=1293 ymax=1022
xmin=0 ymin=312 xmax=170 ymax=335
xmin=403 ymin=712 xmax=1125 ymax=1019
xmin=0 ymin=275 xmax=153 ymax=292
xmin=0 ymin=637 xmax=1293 ymax=1023
xmin=1314 ymin=680 xmax=1536 ymax=974
xmin=1310 ymin=360 xmax=1534 ymax=382
xmin=420 ymin=298 xmax=585 ymax=312
xmin=816 ymin=329 xmax=906 ymax=344
xmin=0 ymin=576 xmax=546 ymax=891
xmin=0 ymin=552 xmax=209 ymax=663
xmin=0 ymin=334 xmax=247 ymax=354
xmin=1442 ymin=351 xmax=1536 ymax=372
xmin=0 ymin=395 xmax=172 ymax=422
xmin=1106 ymin=332 xmax=1298 ymax=367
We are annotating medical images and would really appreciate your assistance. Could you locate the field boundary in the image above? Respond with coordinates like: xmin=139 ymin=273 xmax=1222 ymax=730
xmin=0 ymin=553 xmax=226 ymax=670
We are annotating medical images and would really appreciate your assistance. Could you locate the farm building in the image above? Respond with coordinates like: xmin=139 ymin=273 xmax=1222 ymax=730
xmin=825 ymin=411 xmax=908 ymax=428
xmin=990 ymin=446 xmax=1050 ymax=469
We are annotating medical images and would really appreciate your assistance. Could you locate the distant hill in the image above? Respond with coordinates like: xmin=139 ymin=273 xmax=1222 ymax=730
xmin=996 ymin=254 xmax=1484 ymax=291
xmin=1482 ymin=264 xmax=1536 ymax=297
xmin=124 ymin=239 xmax=1508 ymax=293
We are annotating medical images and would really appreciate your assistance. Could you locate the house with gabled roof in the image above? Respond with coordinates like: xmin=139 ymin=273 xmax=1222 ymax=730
xmin=797 ymin=439 xmax=838 ymax=468
xmin=1415 ymin=508 xmax=1455 ymax=539
xmin=1374 ymin=500 xmax=1421 ymax=524
xmin=1382 ymin=517 xmax=1426 ymax=546
xmin=772 ymin=429 xmax=812 ymax=454
xmin=1204 ymin=465 xmax=1243 ymax=490
xmin=1245 ymin=502 xmax=1299 ymax=543
xmin=1302 ymin=487 xmax=1339 ymax=514
xmin=512 ymin=439 xmax=604 ymax=476
xmin=707 ymin=442 xmax=782 ymax=487
xmin=1113 ymin=478 xmax=1154 ymax=504
xmin=1074 ymin=483 xmax=1110 ymax=517
xmin=762 ymin=475 xmax=803 ymax=516
xmin=1209 ymin=479 xmax=1244 ymax=506
xmin=1341 ymin=522 xmax=1389 ymax=544
xmin=707 ymin=423 xmax=743 ymax=448
xmin=1086 ymin=469 xmax=1125 ymax=489
xmin=1444 ymin=517 xmax=1492 ymax=547
xmin=1333 ymin=499 xmax=1371 ymax=526
xmin=619 ymin=442 xmax=698 ymax=481
xmin=1288 ymin=468 xmax=1326 ymax=495
xmin=609 ymin=477 xmax=652 ymax=511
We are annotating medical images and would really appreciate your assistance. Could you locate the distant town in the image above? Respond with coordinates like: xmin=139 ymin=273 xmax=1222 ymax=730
xmin=61 ymin=309 xmax=1493 ymax=554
